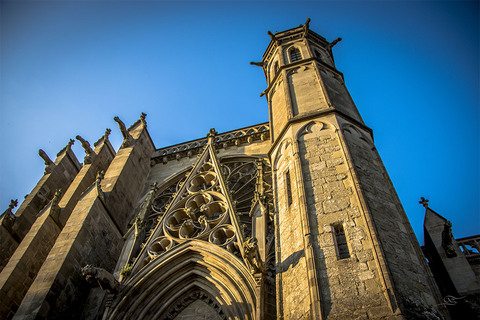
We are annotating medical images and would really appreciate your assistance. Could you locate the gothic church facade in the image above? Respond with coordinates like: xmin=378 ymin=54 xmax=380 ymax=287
xmin=0 ymin=21 xmax=461 ymax=319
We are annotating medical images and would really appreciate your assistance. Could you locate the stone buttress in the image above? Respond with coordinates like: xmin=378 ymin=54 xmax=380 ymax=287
xmin=0 ymin=131 xmax=115 ymax=320
xmin=0 ymin=141 xmax=81 ymax=273
xmin=12 ymin=115 xmax=154 ymax=320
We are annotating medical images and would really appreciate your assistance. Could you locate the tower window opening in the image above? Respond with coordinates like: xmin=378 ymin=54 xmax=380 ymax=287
xmin=285 ymin=170 xmax=292 ymax=207
xmin=333 ymin=223 xmax=350 ymax=259
xmin=274 ymin=61 xmax=279 ymax=75
xmin=289 ymin=47 xmax=302 ymax=63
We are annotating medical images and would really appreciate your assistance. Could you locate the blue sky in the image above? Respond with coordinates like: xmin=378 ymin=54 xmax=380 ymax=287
xmin=1 ymin=1 xmax=478 ymax=243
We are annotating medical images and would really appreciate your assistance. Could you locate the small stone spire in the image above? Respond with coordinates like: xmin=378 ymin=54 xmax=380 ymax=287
xmin=56 ymin=139 xmax=75 ymax=157
xmin=94 ymin=128 xmax=112 ymax=148
xmin=140 ymin=112 xmax=147 ymax=126
xmin=207 ymin=128 xmax=218 ymax=145
xmin=2 ymin=199 xmax=18 ymax=216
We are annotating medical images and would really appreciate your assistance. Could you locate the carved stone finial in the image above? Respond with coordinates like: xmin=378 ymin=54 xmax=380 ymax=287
xmin=305 ymin=18 xmax=311 ymax=29
xmin=39 ymin=149 xmax=55 ymax=174
xmin=57 ymin=139 xmax=75 ymax=157
xmin=81 ymin=265 xmax=119 ymax=293
xmin=114 ymin=116 xmax=133 ymax=148
xmin=419 ymin=197 xmax=429 ymax=208
xmin=207 ymin=128 xmax=218 ymax=145
xmin=94 ymin=129 xmax=112 ymax=148
xmin=442 ymin=221 xmax=457 ymax=258
xmin=104 ymin=128 xmax=111 ymax=137
xmin=7 ymin=199 xmax=18 ymax=212
xmin=140 ymin=112 xmax=147 ymax=125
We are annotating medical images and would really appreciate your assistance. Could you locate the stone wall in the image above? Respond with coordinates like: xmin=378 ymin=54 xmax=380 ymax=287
xmin=295 ymin=118 xmax=393 ymax=319
xmin=339 ymin=117 xmax=447 ymax=318
xmin=287 ymin=63 xmax=328 ymax=117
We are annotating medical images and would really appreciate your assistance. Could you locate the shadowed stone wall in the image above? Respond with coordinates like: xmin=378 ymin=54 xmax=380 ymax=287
xmin=0 ymin=145 xmax=81 ymax=273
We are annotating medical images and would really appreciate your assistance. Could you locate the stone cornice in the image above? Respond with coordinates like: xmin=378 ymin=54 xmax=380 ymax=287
xmin=151 ymin=123 xmax=270 ymax=165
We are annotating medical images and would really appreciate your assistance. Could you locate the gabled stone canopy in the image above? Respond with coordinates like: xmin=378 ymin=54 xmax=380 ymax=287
xmin=132 ymin=132 xmax=250 ymax=275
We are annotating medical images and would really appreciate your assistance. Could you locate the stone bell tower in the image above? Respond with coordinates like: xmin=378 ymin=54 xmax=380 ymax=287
xmin=252 ymin=19 xmax=449 ymax=319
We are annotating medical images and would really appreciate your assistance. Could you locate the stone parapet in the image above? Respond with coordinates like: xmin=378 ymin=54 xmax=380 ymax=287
xmin=151 ymin=123 xmax=269 ymax=165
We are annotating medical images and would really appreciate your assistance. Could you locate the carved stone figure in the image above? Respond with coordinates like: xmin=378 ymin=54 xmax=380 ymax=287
xmin=49 ymin=189 xmax=62 ymax=226
xmin=137 ymin=182 xmax=159 ymax=222
xmin=442 ymin=221 xmax=457 ymax=257
xmin=95 ymin=170 xmax=105 ymax=202
xmin=38 ymin=149 xmax=55 ymax=174
xmin=114 ymin=116 xmax=133 ymax=148
xmin=81 ymin=265 xmax=119 ymax=293
xmin=1 ymin=199 xmax=18 ymax=232
xmin=243 ymin=237 xmax=263 ymax=273
xmin=76 ymin=135 xmax=94 ymax=164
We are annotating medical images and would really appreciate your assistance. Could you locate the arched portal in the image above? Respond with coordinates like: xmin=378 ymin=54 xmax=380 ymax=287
xmin=106 ymin=240 xmax=257 ymax=320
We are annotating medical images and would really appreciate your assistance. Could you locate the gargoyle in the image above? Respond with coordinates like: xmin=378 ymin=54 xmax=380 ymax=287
xmin=114 ymin=116 xmax=133 ymax=148
xmin=39 ymin=149 xmax=55 ymax=174
xmin=243 ymin=237 xmax=263 ymax=274
xmin=81 ymin=265 xmax=119 ymax=293
xmin=76 ymin=135 xmax=94 ymax=164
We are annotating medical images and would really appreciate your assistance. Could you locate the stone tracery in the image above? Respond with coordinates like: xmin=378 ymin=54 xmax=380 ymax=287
xmin=134 ymin=156 xmax=273 ymax=267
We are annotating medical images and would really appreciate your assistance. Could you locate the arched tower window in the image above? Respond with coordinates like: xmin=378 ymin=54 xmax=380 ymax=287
xmin=289 ymin=47 xmax=302 ymax=63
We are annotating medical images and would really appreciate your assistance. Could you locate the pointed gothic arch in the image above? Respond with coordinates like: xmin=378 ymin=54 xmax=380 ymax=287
xmin=106 ymin=240 xmax=257 ymax=320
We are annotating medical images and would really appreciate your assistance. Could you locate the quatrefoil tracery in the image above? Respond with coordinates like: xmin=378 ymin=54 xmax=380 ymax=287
xmin=147 ymin=158 xmax=240 ymax=259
